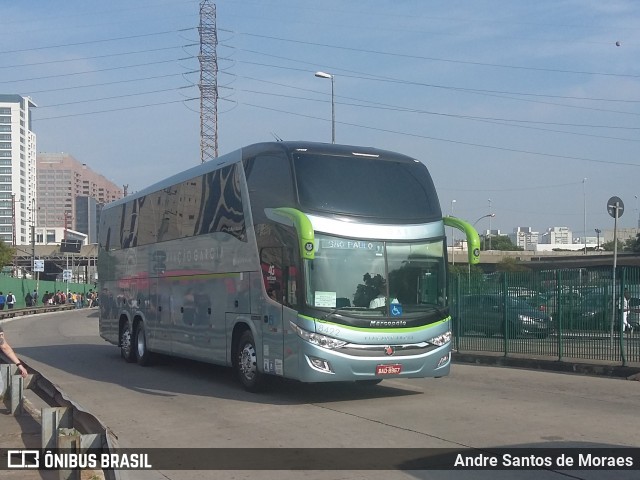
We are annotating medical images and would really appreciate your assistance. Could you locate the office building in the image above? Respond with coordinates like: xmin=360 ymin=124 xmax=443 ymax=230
xmin=0 ymin=94 xmax=37 ymax=246
xmin=36 ymin=153 xmax=122 ymax=237
xmin=509 ymin=227 xmax=539 ymax=251
xmin=540 ymin=227 xmax=572 ymax=245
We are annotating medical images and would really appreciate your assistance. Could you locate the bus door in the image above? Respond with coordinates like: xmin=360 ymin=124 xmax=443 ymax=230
xmin=260 ymin=247 xmax=287 ymax=377
xmin=145 ymin=274 xmax=160 ymax=349
xmin=147 ymin=250 xmax=169 ymax=353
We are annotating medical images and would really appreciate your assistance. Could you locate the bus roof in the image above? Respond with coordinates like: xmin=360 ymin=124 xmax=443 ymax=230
xmin=104 ymin=141 xmax=422 ymax=210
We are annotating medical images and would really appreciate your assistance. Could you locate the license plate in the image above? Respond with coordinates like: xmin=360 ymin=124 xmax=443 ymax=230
xmin=376 ymin=364 xmax=402 ymax=375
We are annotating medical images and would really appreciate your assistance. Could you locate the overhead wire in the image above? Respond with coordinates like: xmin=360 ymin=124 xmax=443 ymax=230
xmin=229 ymin=99 xmax=640 ymax=168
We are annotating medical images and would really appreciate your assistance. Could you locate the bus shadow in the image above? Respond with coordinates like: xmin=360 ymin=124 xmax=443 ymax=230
xmin=18 ymin=343 xmax=422 ymax=406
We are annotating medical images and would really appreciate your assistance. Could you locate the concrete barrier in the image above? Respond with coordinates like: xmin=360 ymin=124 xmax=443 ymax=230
xmin=2 ymin=360 xmax=122 ymax=480
xmin=0 ymin=304 xmax=77 ymax=320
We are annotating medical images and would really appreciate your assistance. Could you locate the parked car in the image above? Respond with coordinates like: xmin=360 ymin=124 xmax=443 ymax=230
xmin=453 ymin=294 xmax=553 ymax=338
xmin=551 ymin=294 xmax=610 ymax=331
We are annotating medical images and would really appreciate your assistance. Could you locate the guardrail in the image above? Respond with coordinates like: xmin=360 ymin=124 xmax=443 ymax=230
xmin=1 ymin=361 xmax=121 ymax=480
xmin=0 ymin=304 xmax=77 ymax=321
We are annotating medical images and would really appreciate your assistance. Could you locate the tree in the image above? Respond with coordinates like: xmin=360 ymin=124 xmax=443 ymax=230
xmin=495 ymin=257 xmax=530 ymax=272
xmin=448 ymin=264 xmax=484 ymax=275
xmin=624 ymin=234 xmax=640 ymax=252
xmin=602 ymin=239 xmax=625 ymax=251
xmin=482 ymin=235 xmax=523 ymax=251
xmin=0 ymin=240 xmax=15 ymax=270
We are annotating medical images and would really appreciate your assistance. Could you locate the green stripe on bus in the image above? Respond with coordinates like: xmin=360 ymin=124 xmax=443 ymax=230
xmin=273 ymin=207 xmax=315 ymax=260
xmin=298 ymin=314 xmax=450 ymax=333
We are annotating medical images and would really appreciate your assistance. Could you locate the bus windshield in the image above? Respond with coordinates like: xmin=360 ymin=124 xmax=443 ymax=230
xmin=306 ymin=233 xmax=446 ymax=314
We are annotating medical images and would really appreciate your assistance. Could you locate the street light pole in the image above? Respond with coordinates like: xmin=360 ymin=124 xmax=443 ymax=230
xmin=450 ymin=200 xmax=456 ymax=265
xmin=488 ymin=198 xmax=493 ymax=250
xmin=634 ymin=195 xmax=640 ymax=237
xmin=473 ymin=213 xmax=496 ymax=250
xmin=314 ymin=71 xmax=335 ymax=143
xmin=583 ymin=178 xmax=587 ymax=255
xmin=30 ymin=198 xmax=35 ymax=277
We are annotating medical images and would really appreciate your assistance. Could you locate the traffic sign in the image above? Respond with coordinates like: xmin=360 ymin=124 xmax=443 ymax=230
xmin=62 ymin=269 xmax=72 ymax=281
xmin=33 ymin=259 xmax=45 ymax=272
xmin=607 ymin=196 xmax=624 ymax=218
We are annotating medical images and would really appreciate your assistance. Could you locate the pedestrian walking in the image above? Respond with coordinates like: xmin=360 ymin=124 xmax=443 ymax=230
xmin=622 ymin=290 xmax=633 ymax=333
xmin=6 ymin=292 xmax=15 ymax=310
xmin=25 ymin=291 xmax=33 ymax=307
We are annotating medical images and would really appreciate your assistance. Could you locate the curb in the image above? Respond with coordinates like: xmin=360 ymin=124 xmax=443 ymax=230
xmin=452 ymin=352 xmax=640 ymax=381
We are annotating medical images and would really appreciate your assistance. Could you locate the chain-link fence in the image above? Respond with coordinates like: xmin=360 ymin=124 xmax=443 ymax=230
xmin=449 ymin=267 xmax=640 ymax=365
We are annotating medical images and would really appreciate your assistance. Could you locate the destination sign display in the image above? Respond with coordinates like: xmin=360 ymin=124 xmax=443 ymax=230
xmin=319 ymin=239 xmax=382 ymax=253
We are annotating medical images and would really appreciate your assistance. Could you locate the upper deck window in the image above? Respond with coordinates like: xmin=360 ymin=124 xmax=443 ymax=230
xmin=293 ymin=152 xmax=441 ymax=222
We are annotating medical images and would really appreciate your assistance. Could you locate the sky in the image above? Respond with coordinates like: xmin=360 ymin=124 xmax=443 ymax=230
xmin=2 ymin=0 xmax=640 ymax=239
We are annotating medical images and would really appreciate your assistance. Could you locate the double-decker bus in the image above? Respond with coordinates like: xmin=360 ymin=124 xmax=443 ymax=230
xmin=98 ymin=142 xmax=480 ymax=391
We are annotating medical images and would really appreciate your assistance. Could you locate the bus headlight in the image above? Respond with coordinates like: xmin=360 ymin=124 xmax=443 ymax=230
xmin=429 ymin=331 xmax=451 ymax=346
xmin=290 ymin=321 xmax=347 ymax=350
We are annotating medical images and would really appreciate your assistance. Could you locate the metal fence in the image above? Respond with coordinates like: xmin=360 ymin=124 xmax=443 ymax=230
xmin=449 ymin=267 xmax=640 ymax=366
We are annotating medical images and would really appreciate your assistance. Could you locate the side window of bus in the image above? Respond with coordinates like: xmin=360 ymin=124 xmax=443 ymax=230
xmin=260 ymin=247 xmax=299 ymax=308
xmin=261 ymin=247 xmax=284 ymax=305
xmin=244 ymin=153 xmax=295 ymax=224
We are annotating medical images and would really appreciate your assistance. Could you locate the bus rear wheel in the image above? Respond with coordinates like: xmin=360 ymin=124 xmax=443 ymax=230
xmin=235 ymin=330 xmax=264 ymax=392
xmin=120 ymin=321 xmax=135 ymax=363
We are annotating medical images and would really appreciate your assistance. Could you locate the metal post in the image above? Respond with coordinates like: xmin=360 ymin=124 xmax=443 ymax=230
xmin=583 ymin=178 xmax=587 ymax=255
xmin=450 ymin=200 xmax=456 ymax=265
xmin=330 ymin=75 xmax=335 ymax=144
xmin=610 ymin=202 xmax=619 ymax=343
xmin=10 ymin=373 xmax=24 ymax=415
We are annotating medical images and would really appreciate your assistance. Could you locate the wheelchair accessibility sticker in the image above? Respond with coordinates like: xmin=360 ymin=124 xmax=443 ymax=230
xmin=390 ymin=303 xmax=403 ymax=317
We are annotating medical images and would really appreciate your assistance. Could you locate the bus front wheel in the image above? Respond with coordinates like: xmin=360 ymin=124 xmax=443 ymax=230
xmin=235 ymin=330 xmax=264 ymax=392
xmin=120 ymin=321 xmax=135 ymax=363
xmin=135 ymin=321 xmax=153 ymax=366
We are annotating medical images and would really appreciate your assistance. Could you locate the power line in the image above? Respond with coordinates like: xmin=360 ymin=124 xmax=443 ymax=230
xmin=0 ymin=58 xmax=195 ymax=85
xmin=235 ymin=47 xmax=640 ymax=104
xmin=0 ymin=28 xmax=195 ymax=55
xmin=36 ymin=86 xmax=195 ymax=109
xmin=0 ymin=44 xmax=198 ymax=70
xmin=228 ymin=30 xmax=640 ymax=79
xmin=234 ymin=74 xmax=640 ymax=131
xmin=232 ymin=99 xmax=640 ymax=168
xmin=232 ymin=58 xmax=640 ymax=118
xmin=32 ymin=97 xmax=199 ymax=121
xmin=24 ymin=71 xmax=198 ymax=95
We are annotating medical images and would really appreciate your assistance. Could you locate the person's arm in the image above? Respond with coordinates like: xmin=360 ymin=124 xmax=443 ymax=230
xmin=0 ymin=333 xmax=28 ymax=378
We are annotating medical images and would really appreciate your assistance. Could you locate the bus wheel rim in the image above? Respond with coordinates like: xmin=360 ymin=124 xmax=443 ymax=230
xmin=122 ymin=327 xmax=131 ymax=357
xmin=239 ymin=343 xmax=256 ymax=380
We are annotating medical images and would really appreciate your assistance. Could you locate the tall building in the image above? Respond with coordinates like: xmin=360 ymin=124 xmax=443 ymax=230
xmin=509 ymin=227 xmax=539 ymax=251
xmin=540 ymin=226 xmax=572 ymax=245
xmin=36 ymin=153 xmax=122 ymax=237
xmin=0 ymin=94 xmax=37 ymax=246
xmin=75 ymin=196 xmax=98 ymax=244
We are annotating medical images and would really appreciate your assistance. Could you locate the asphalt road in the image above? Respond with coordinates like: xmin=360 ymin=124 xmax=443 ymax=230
xmin=3 ymin=309 xmax=639 ymax=480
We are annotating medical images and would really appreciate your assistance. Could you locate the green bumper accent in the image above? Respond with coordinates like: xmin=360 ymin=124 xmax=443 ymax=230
xmin=299 ymin=314 xmax=451 ymax=333
xmin=443 ymin=216 xmax=481 ymax=264
xmin=273 ymin=208 xmax=315 ymax=260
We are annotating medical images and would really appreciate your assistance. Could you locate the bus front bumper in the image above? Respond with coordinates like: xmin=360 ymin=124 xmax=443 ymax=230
xmin=295 ymin=341 xmax=451 ymax=383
